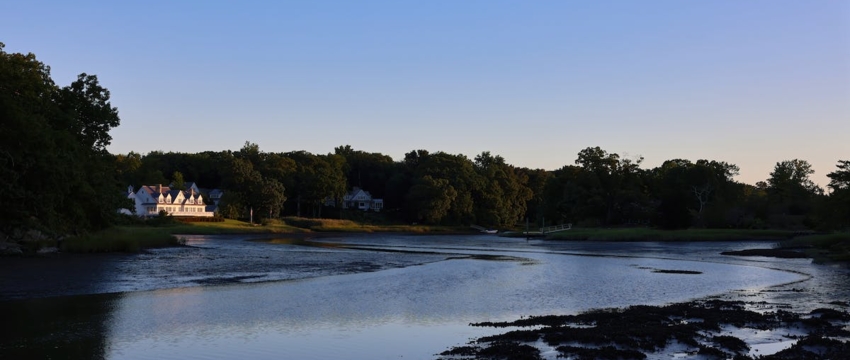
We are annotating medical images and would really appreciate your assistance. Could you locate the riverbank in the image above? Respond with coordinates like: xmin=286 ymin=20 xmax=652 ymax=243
xmin=14 ymin=218 xmax=475 ymax=254
xmin=500 ymin=228 xmax=797 ymax=241
xmin=2 ymin=235 xmax=847 ymax=359
xmin=500 ymin=228 xmax=850 ymax=264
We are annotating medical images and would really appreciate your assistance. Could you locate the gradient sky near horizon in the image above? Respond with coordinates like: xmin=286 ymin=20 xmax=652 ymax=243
xmin=3 ymin=1 xmax=848 ymax=187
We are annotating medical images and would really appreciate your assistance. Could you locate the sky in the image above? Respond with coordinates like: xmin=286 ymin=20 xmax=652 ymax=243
xmin=2 ymin=1 xmax=848 ymax=187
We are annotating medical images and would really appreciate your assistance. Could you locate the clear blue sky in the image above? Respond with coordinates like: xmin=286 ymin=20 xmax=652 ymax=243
xmin=3 ymin=1 xmax=848 ymax=187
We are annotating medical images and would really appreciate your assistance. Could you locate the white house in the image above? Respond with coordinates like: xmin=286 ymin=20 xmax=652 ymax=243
xmin=126 ymin=184 xmax=214 ymax=217
xmin=341 ymin=187 xmax=383 ymax=212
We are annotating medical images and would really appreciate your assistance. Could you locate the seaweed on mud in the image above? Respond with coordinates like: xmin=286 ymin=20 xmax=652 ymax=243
xmin=439 ymin=341 xmax=541 ymax=360
xmin=697 ymin=344 xmax=730 ymax=359
xmin=808 ymin=307 xmax=850 ymax=321
xmin=477 ymin=341 xmax=541 ymax=360
xmin=439 ymin=345 xmax=480 ymax=356
xmin=556 ymin=345 xmax=646 ymax=360
xmin=711 ymin=335 xmax=749 ymax=353
xmin=442 ymin=299 xmax=850 ymax=360
xmin=478 ymin=330 xmax=541 ymax=344
xmin=651 ymin=269 xmax=702 ymax=274
xmin=472 ymin=314 xmax=577 ymax=328
xmin=759 ymin=335 xmax=850 ymax=359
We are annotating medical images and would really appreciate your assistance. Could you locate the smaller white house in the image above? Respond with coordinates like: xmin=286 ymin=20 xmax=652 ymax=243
xmin=341 ymin=187 xmax=383 ymax=212
xmin=126 ymin=183 xmax=214 ymax=217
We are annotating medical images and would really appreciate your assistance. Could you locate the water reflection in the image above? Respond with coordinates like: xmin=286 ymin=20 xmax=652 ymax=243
xmin=0 ymin=236 xmax=827 ymax=360
xmin=0 ymin=292 xmax=121 ymax=360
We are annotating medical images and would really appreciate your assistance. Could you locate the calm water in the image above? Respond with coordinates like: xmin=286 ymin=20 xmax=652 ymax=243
xmin=0 ymin=235 xmax=830 ymax=359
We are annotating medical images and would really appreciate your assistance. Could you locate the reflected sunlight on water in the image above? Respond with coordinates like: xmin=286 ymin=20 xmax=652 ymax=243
xmin=1 ymin=235 xmax=824 ymax=360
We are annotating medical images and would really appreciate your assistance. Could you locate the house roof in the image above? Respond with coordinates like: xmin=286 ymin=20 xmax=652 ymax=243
xmin=137 ymin=184 xmax=203 ymax=205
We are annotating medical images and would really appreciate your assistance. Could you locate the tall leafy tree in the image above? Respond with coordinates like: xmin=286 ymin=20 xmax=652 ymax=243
xmin=826 ymin=160 xmax=850 ymax=192
xmin=767 ymin=159 xmax=820 ymax=213
xmin=822 ymin=160 xmax=850 ymax=229
xmin=473 ymin=152 xmax=533 ymax=227
xmin=406 ymin=175 xmax=457 ymax=224
xmin=0 ymin=43 xmax=123 ymax=236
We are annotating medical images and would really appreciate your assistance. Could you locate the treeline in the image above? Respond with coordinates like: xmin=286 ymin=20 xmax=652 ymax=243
xmin=1 ymin=43 xmax=124 ymax=238
xmin=115 ymin=143 xmax=850 ymax=231
xmin=3 ymin=43 xmax=848 ymax=240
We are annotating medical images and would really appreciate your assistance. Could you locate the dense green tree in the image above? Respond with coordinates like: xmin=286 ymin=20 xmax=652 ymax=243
xmin=406 ymin=175 xmax=457 ymax=224
xmin=334 ymin=145 xmax=395 ymax=199
xmin=0 ymin=43 xmax=123 ymax=236
xmin=280 ymin=151 xmax=346 ymax=217
xmin=54 ymin=73 xmax=120 ymax=152
xmin=219 ymin=155 xmax=286 ymax=221
xmin=516 ymin=167 xmax=552 ymax=225
xmin=171 ymin=171 xmax=186 ymax=190
xmin=652 ymin=159 xmax=741 ymax=228
xmin=767 ymin=160 xmax=819 ymax=213
xmin=821 ymin=160 xmax=850 ymax=229
xmin=826 ymin=160 xmax=850 ymax=191
xmin=568 ymin=147 xmax=647 ymax=226
xmin=411 ymin=152 xmax=480 ymax=224
xmin=473 ymin=152 xmax=533 ymax=227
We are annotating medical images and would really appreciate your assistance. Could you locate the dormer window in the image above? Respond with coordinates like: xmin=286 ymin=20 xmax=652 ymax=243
xmin=158 ymin=197 xmax=163 ymax=203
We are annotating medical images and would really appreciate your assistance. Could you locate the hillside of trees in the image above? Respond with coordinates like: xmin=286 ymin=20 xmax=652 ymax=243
xmin=115 ymin=142 xmax=850 ymax=231
xmin=3 ymin=43 xmax=849 ymax=242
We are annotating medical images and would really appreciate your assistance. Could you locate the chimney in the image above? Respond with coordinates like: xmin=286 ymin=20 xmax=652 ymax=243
xmin=157 ymin=184 xmax=161 ymax=193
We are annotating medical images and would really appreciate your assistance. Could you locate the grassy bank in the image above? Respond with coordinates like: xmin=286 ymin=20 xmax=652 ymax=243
xmin=502 ymin=228 xmax=796 ymax=242
xmin=58 ymin=217 xmax=474 ymax=253
xmin=63 ymin=227 xmax=184 ymax=253
xmin=280 ymin=217 xmax=470 ymax=233
xmin=778 ymin=232 xmax=850 ymax=262
xmin=147 ymin=217 xmax=469 ymax=235
xmin=164 ymin=218 xmax=308 ymax=235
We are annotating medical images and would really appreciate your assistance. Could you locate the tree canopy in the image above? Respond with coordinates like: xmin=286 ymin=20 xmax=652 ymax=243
xmin=1 ymin=43 xmax=123 ymax=237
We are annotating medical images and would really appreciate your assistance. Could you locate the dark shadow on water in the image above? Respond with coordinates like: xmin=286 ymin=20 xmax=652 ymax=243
xmin=0 ymin=291 xmax=122 ymax=360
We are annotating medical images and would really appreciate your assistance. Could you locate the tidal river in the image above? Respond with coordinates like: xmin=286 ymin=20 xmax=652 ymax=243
xmin=1 ymin=234 xmax=844 ymax=359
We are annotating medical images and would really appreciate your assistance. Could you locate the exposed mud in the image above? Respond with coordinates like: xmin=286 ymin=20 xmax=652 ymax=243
xmin=721 ymin=248 xmax=810 ymax=259
xmin=439 ymin=298 xmax=850 ymax=360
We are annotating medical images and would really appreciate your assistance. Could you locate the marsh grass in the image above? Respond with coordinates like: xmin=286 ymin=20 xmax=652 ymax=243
xmin=159 ymin=218 xmax=308 ymax=234
xmin=63 ymin=227 xmax=183 ymax=253
xmin=778 ymin=232 xmax=850 ymax=262
xmin=521 ymin=228 xmax=796 ymax=242
xmin=282 ymin=217 xmax=468 ymax=233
